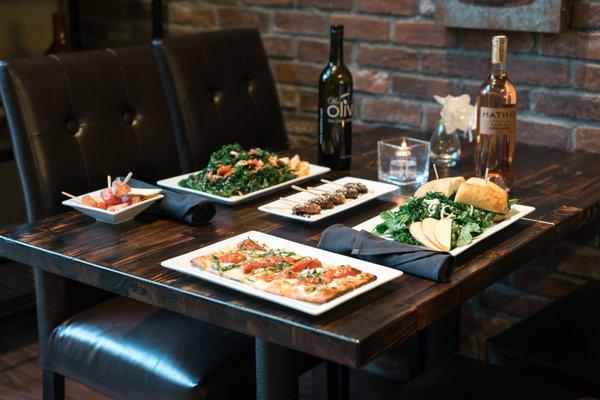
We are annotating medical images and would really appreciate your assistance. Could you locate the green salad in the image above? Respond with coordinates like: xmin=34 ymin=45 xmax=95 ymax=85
xmin=374 ymin=192 xmax=516 ymax=249
xmin=179 ymin=144 xmax=305 ymax=197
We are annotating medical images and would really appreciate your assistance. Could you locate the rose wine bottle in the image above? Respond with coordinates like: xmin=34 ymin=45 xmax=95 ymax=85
xmin=318 ymin=25 xmax=353 ymax=170
xmin=475 ymin=35 xmax=517 ymax=191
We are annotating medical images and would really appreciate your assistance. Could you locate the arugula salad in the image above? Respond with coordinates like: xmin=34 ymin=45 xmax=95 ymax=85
xmin=374 ymin=192 xmax=516 ymax=249
xmin=178 ymin=144 xmax=309 ymax=198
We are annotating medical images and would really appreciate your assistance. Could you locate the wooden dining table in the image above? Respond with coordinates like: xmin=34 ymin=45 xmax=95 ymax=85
xmin=1 ymin=127 xmax=599 ymax=400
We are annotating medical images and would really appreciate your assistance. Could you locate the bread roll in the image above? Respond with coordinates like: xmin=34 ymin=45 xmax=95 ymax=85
xmin=454 ymin=178 xmax=509 ymax=214
xmin=414 ymin=176 xmax=466 ymax=198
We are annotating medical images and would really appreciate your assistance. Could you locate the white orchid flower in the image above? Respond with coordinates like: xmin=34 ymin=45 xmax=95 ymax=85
xmin=434 ymin=94 xmax=477 ymax=135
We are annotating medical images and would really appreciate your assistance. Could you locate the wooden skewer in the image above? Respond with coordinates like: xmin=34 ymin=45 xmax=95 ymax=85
xmin=107 ymin=175 xmax=112 ymax=189
xmin=291 ymin=185 xmax=322 ymax=196
xmin=61 ymin=191 xmax=81 ymax=203
xmin=433 ymin=164 xmax=439 ymax=180
xmin=484 ymin=168 xmax=489 ymax=182
xmin=307 ymin=186 xmax=333 ymax=193
xmin=520 ymin=217 xmax=556 ymax=226
xmin=263 ymin=205 xmax=292 ymax=210
xmin=61 ymin=191 xmax=77 ymax=199
xmin=320 ymin=179 xmax=343 ymax=187
xmin=123 ymin=172 xmax=133 ymax=184
xmin=278 ymin=197 xmax=301 ymax=204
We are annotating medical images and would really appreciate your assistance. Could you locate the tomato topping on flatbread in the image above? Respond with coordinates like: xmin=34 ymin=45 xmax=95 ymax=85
xmin=323 ymin=265 xmax=360 ymax=282
xmin=242 ymin=260 xmax=269 ymax=274
xmin=237 ymin=239 xmax=266 ymax=251
xmin=299 ymin=276 xmax=323 ymax=286
xmin=264 ymin=255 xmax=283 ymax=263
xmin=218 ymin=252 xmax=247 ymax=263
xmin=290 ymin=258 xmax=322 ymax=272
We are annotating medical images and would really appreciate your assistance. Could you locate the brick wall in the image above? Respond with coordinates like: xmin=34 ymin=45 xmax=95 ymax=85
xmin=78 ymin=0 xmax=600 ymax=359
xmin=80 ymin=0 xmax=600 ymax=152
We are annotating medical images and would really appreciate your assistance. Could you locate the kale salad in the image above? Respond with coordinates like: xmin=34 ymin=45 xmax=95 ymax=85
xmin=374 ymin=192 xmax=516 ymax=249
xmin=178 ymin=144 xmax=309 ymax=198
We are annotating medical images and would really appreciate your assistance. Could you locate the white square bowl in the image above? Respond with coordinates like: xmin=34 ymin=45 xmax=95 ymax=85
xmin=62 ymin=189 xmax=164 ymax=224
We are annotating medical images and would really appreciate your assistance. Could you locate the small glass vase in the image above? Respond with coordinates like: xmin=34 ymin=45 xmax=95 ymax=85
xmin=430 ymin=121 xmax=461 ymax=168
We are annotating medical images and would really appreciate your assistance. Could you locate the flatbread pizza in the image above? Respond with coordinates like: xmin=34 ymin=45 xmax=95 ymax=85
xmin=191 ymin=238 xmax=376 ymax=304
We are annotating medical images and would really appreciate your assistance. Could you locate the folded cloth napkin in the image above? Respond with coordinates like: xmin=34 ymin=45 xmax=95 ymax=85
xmin=120 ymin=177 xmax=216 ymax=225
xmin=317 ymin=224 xmax=455 ymax=283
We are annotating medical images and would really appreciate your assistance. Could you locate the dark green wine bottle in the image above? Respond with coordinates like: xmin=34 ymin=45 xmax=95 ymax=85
xmin=318 ymin=25 xmax=353 ymax=170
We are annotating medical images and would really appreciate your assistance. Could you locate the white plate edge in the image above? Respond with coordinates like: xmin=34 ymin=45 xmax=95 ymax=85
xmin=258 ymin=177 xmax=399 ymax=223
xmin=157 ymin=164 xmax=331 ymax=205
xmin=352 ymin=204 xmax=536 ymax=256
xmin=160 ymin=230 xmax=403 ymax=315
xmin=62 ymin=190 xmax=164 ymax=215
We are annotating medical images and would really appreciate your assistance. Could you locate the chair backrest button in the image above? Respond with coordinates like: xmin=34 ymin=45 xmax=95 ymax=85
xmin=66 ymin=120 xmax=79 ymax=133
xmin=123 ymin=112 xmax=134 ymax=124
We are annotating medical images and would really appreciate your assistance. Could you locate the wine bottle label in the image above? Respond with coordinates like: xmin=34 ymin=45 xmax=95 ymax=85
xmin=325 ymin=92 xmax=352 ymax=124
xmin=479 ymin=106 xmax=516 ymax=135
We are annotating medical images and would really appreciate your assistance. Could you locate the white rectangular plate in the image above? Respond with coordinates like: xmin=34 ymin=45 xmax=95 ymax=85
xmin=161 ymin=231 xmax=403 ymax=315
xmin=62 ymin=189 xmax=163 ymax=224
xmin=157 ymin=164 xmax=331 ymax=205
xmin=258 ymin=177 xmax=399 ymax=223
xmin=353 ymin=204 xmax=536 ymax=256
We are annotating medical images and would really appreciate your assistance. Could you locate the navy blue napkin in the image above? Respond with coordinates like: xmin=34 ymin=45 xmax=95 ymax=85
xmin=121 ymin=177 xmax=216 ymax=225
xmin=317 ymin=224 xmax=455 ymax=283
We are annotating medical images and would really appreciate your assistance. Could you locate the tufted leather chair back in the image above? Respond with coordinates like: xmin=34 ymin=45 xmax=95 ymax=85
xmin=153 ymin=28 xmax=289 ymax=170
xmin=0 ymin=46 xmax=183 ymax=370
xmin=0 ymin=46 xmax=182 ymax=222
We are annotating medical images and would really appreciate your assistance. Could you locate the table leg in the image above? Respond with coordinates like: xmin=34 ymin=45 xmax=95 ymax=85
xmin=255 ymin=338 xmax=301 ymax=400
xmin=420 ymin=307 xmax=461 ymax=370
xmin=326 ymin=362 xmax=350 ymax=400
xmin=43 ymin=370 xmax=64 ymax=400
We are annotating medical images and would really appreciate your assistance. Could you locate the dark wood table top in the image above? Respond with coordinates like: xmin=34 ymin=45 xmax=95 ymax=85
xmin=1 ymin=127 xmax=599 ymax=367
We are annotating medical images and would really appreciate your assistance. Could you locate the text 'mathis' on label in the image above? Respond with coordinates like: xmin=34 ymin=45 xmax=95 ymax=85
xmin=479 ymin=106 xmax=516 ymax=135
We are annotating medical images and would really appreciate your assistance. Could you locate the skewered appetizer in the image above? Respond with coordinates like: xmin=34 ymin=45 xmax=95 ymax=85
xmin=292 ymin=202 xmax=322 ymax=216
xmin=290 ymin=182 xmax=370 ymax=217
xmin=308 ymin=196 xmax=334 ymax=209
xmin=63 ymin=173 xmax=160 ymax=213
xmin=178 ymin=144 xmax=311 ymax=198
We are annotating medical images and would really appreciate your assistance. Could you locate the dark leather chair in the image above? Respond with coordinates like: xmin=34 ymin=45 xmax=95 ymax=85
xmin=487 ymin=281 xmax=600 ymax=398
xmin=0 ymin=47 xmax=254 ymax=400
xmin=152 ymin=28 xmax=289 ymax=170
xmin=385 ymin=354 xmax=585 ymax=400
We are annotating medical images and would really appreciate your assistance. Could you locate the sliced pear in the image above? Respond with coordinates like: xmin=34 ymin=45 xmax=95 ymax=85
xmin=434 ymin=218 xmax=452 ymax=252
xmin=409 ymin=221 xmax=441 ymax=251
xmin=421 ymin=218 xmax=445 ymax=251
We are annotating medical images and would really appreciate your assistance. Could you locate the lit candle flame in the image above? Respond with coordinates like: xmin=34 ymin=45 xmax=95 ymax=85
xmin=398 ymin=139 xmax=411 ymax=157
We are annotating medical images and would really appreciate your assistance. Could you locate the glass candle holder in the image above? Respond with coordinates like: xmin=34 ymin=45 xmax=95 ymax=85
xmin=378 ymin=137 xmax=430 ymax=186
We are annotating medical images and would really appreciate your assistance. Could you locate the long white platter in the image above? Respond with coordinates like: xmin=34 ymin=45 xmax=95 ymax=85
xmin=157 ymin=164 xmax=330 ymax=205
xmin=353 ymin=204 xmax=536 ymax=256
xmin=258 ymin=177 xmax=399 ymax=223
xmin=161 ymin=231 xmax=403 ymax=315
